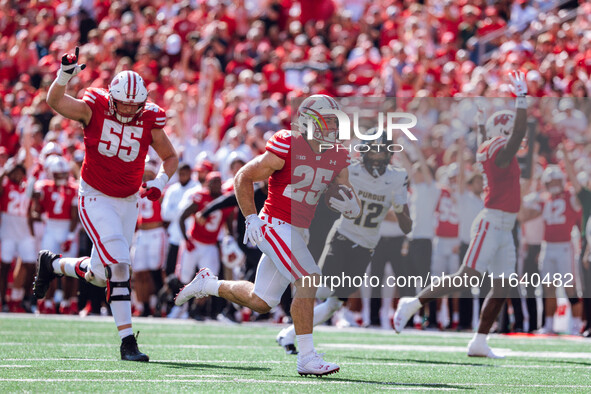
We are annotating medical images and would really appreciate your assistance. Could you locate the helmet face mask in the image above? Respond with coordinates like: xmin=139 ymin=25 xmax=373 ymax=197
xmin=296 ymin=95 xmax=341 ymax=144
xmin=541 ymin=166 xmax=565 ymax=195
xmin=363 ymin=150 xmax=391 ymax=177
xmin=47 ymin=156 xmax=70 ymax=185
xmin=109 ymin=71 xmax=148 ymax=124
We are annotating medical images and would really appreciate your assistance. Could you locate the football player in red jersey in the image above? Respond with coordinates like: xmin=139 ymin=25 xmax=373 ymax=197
xmin=35 ymin=47 xmax=178 ymax=362
xmin=177 ymin=172 xmax=229 ymax=286
xmin=0 ymin=159 xmax=36 ymax=313
xmin=175 ymin=95 xmax=360 ymax=376
xmin=395 ymin=71 xmax=528 ymax=358
xmin=131 ymin=162 xmax=168 ymax=317
xmin=521 ymin=166 xmax=583 ymax=335
xmin=30 ymin=156 xmax=79 ymax=314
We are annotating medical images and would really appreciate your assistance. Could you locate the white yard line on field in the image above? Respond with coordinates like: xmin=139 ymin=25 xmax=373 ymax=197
xmin=53 ymin=370 xmax=138 ymax=373
xmin=0 ymin=365 xmax=30 ymax=368
xmin=2 ymin=357 xmax=590 ymax=370
xmin=0 ymin=377 xmax=589 ymax=389
xmin=323 ymin=343 xmax=591 ymax=359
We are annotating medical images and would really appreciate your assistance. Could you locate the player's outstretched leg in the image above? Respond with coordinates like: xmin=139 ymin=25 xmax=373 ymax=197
xmin=394 ymin=297 xmax=422 ymax=333
xmin=175 ymin=268 xmax=217 ymax=305
xmin=33 ymin=250 xmax=62 ymax=299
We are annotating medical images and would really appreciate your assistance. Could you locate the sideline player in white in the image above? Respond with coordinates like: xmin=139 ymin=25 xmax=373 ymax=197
xmin=394 ymin=70 xmax=528 ymax=358
xmin=277 ymin=138 xmax=412 ymax=353
xmin=34 ymin=47 xmax=178 ymax=361
xmin=175 ymin=95 xmax=360 ymax=376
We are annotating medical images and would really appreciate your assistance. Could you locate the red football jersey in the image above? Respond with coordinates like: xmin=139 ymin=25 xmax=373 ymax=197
xmin=475 ymin=136 xmax=521 ymax=213
xmin=0 ymin=177 xmax=31 ymax=217
xmin=541 ymin=190 xmax=580 ymax=243
xmin=138 ymin=198 xmax=163 ymax=225
xmin=81 ymin=87 xmax=167 ymax=198
xmin=0 ymin=178 xmax=30 ymax=217
xmin=435 ymin=187 xmax=459 ymax=237
xmin=262 ymin=130 xmax=351 ymax=228
xmin=190 ymin=190 xmax=231 ymax=244
xmin=34 ymin=179 xmax=78 ymax=220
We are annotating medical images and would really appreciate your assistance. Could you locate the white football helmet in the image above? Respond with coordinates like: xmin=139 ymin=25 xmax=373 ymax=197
xmin=220 ymin=235 xmax=245 ymax=269
xmin=485 ymin=110 xmax=515 ymax=139
xmin=47 ymin=156 xmax=70 ymax=185
xmin=109 ymin=70 xmax=148 ymax=124
xmin=296 ymin=94 xmax=341 ymax=143
xmin=40 ymin=142 xmax=63 ymax=163
xmin=541 ymin=165 xmax=565 ymax=185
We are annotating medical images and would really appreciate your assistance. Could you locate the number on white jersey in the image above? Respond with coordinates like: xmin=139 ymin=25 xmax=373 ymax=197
xmin=98 ymin=120 xmax=143 ymax=162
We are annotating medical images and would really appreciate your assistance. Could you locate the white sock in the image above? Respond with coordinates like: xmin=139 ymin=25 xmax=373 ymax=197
xmin=54 ymin=257 xmax=89 ymax=278
xmin=149 ymin=295 xmax=158 ymax=309
xmin=11 ymin=288 xmax=24 ymax=301
xmin=472 ymin=333 xmax=487 ymax=344
xmin=204 ymin=279 xmax=221 ymax=297
xmin=111 ymin=300 xmax=133 ymax=339
xmin=545 ymin=317 xmax=554 ymax=331
xmin=452 ymin=312 xmax=459 ymax=323
xmin=285 ymin=297 xmax=344 ymax=344
xmin=296 ymin=334 xmax=314 ymax=355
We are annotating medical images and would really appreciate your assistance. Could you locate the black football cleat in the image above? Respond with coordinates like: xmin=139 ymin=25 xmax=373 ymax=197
xmin=33 ymin=250 xmax=61 ymax=299
xmin=120 ymin=334 xmax=149 ymax=362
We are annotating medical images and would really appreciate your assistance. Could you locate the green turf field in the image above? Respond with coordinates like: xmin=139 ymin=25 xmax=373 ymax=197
xmin=0 ymin=314 xmax=590 ymax=392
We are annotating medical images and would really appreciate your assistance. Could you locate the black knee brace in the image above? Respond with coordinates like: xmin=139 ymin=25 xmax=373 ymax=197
xmin=105 ymin=266 xmax=131 ymax=303
xmin=569 ymin=297 xmax=580 ymax=306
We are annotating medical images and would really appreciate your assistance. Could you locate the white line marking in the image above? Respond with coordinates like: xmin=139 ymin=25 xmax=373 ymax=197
xmin=3 ymin=358 xmax=590 ymax=370
xmin=0 ymin=378 xmax=588 ymax=389
xmin=0 ymin=343 xmax=258 ymax=349
xmin=323 ymin=343 xmax=591 ymax=359
xmin=53 ymin=370 xmax=137 ymax=373
xmin=0 ymin=365 xmax=30 ymax=368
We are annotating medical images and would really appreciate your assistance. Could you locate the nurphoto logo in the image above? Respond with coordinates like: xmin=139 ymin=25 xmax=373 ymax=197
xmin=305 ymin=108 xmax=418 ymax=152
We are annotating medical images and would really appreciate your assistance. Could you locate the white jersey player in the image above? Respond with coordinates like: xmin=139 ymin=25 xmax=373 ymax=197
xmin=277 ymin=141 xmax=412 ymax=354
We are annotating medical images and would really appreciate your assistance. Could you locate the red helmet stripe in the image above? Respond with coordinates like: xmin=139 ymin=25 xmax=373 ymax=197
xmin=132 ymin=72 xmax=137 ymax=97
xmin=126 ymin=71 xmax=131 ymax=99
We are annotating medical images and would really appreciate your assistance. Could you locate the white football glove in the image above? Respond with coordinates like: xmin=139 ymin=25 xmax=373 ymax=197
xmin=244 ymin=214 xmax=266 ymax=246
xmin=56 ymin=47 xmax=86 ymax=86
xmin=329 ymin=187 xmax=361 ymax=218
xmin=508 ymin=70 xmax=527 ymax=96
xmin=509 ymin=70 xmax=528 ymax=109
